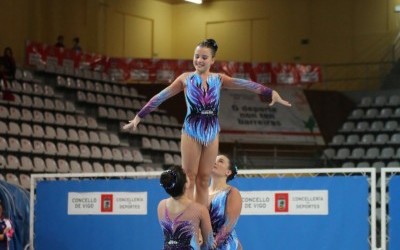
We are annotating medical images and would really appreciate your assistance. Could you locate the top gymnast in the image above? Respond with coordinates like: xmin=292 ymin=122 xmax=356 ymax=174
xmin=123 ymin=38 xmax=291 ymax=206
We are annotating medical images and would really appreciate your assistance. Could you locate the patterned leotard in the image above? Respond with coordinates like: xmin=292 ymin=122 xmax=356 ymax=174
xmin=182 ymin=73 xmax=222 ymax=145
xmin=209 ymin=188 xmax=241 ymax=250
xmin=158 ymin=200 xmax=214 ymax=250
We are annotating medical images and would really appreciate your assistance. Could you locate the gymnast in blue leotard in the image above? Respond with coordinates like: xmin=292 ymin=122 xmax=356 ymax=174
xmin=123 ymin=38 xmax=291 ymax=207
xmin=209 ymin=154 xmax=242 ymax=250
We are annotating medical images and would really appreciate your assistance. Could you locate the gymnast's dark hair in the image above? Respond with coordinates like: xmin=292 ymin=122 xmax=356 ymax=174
xmin=160 ymin=165 xmax=187 ymax=198
xmin=198 ymin=38 xmax=218 ymax=57
xmin=219 ymin=154 xmax=238 ymax=182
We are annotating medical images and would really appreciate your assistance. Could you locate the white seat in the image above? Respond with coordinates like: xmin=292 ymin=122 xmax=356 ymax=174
xmin=342 ymin=134 xmax=356 ymax=146
xmin=45 ymin=158 xmax=57 ymax=172
xmin=387 ymin=161 xmax=400 ymax=167
xmin=364 ymin=108 xmax=379 ymax=119
xmin=123 ymin=97 xmax=133 ymax=108
xmin=57 ymin=142 xmax=69 ymax=156
xmin=19 ymin=174 xmax=31 ymax=189
xmin=57 ymin=159 xmax=70 ymax=173
xmin=93 ymin=162 xmax=104 ymax=172
xmin=77 ymin=91 xmax=86 ymax=101
xmin=113 ymin=85 xmax=122 ymax=95
xmin=341 ymin=161 xmax=355 ymax=168
xmin=70 ymin=161 xmax=82 ymax=173
xmin=375 ymin=133 xmax=389 ymax=145
xmin=104 ymin=163 xmax=115 ymax=173
xmin=44 ymin=126 xmax=56 ymax=139
xmin=109 ymin=133 xmax=120 ymax=146
xmin=126 ymin=165 xmax=136 ymax=172
xmin=87 ymin=117 xmax=98 ymax=129
xmin=380 ymin=147 xmax=395 ymax=160
xmin=339 ymin=121 xmax=355 ymax=132
xmin=112 ymin=148 xmax=123 ymax=161
xmin=65 ymin=101 xmax=76 ymax=112
xmin=81 ymin=161 xmax=93 ymax=173
xmin=54 ymin=99 xmax=65 ymax=111
xmin=79 ymin=145 xmax=91 ymax=158
xmin=87 ymin=92 xmax=96 ymax=103
xmin=9 ymin=107 xmax=21 ymax=120
xmin=98 ymin=107 xmax=108 ymax=117
xmin=68 ymin=144 xmax=80 ymax=157
xmin=66 ymin=114 xmax=77 ymax=126
xmin=108 ymin=107 xmax=117 ymax=119
xmin=44 ymin=98 xmax=55 ymax=110
xmin=165 ymin=127 xmax=174 ymax=138
xmin=334 ymin=148 xmax=350 ymax=160
xmin=349 ymin=109 xmax=364 ymax=120
xmin=142 ymin=137 xmax=152 ymax=149
xmin=86 ymin=80 xmax=94 ymax=91
xmin=322 ymin=148 xmax=335 ymax=159
xmin=33 ymin=157 xmax=46 ymax=172
xmin=389 ymin=133 xmax=400 ymax=144
xmin=6 ymin=155 xmax=20 ymax=169
xmin=164 ymin=153 xmax=174 ymax=165
xmin=117 ymin=109 xmax=127 ymax=120
xmin=78 ymin=130 xmax=89 ymax=143
xmin=364 ymin=147 xmax=380 ymax=159
xmin=22 ymin=82 xmax=33 ymax=93
xmin=44 ymin=111 xmax=56 ymax=124
xmin=132 ymin=99 xmax=141 ymax=109
xmin=384 ymin=120 xmax=398 ymax=131
xmin=356 ymin=161 xmax=370 ymax=168
xmin=388 ymin=95 xmax=400 ymax=106
xmin=115 ymin=96 xmax=124 ymax=107
xmin=8 ymin=137 xmax=21 ymax=152
xmin=56 ymin=127 xmax=68 ymax=141
xmin=99 ymin=132 xmax=111 ymax=144
xmin=359 ymin=96 xmax=372 ymax=107
xmin=359 ymin=134 xmax=374 ymax=145
xmin=33 ymin=140 xmax=45 ymax=154
xmin=96 ymin=93 xmax=105 ymax=104
xmin=0 ymin=121 xmax=7 ymax=134
xmin=373 ymin=95 xmax=387 ymax=107
xmin=132 ymin=149 xmax=144 ymax=163
xmin=45 ymin=141 xmax=57 ymax=155
xmin=354 ymin=121 xmax=369 ymax=132
xmin=21 ymin=109 xmax=33 ymax=121
xmin=20 ymin=123 xmax=33 ymax=137
xmin=89 ymin=131 xmax=100 ymax=143
xmin=102 ymin=147 xmax=113 ymax=160
xmin=115 ymin=164 xmax=125 ymax=172
xmin=20 ymin=138 xmax=33 ymax=153
xmin=121 ymin=148 xmax=134 ymax=161
xmin=136 ymin=165 xmax=146 ymax=172
xmin=106 ymin=95 xmax=116 ymax=106
xmin=0 ymin=137 xmax=8 ymax=151
xmin=369 ymin=121 xmax=384 ymax=132
xmin=33 ymin=96 xmax=44 ymax=108
xmin=349 ymin=147 xmax=365 ymax=159
xmin=137 ymin=124 xmax=148 ymax=135
xmin=77 ymin=115 xmax=88 ymax=127
xmin=55 ymin=113 xmax=66 ymax=125
xmin=173 ymin=154 xmax=182 ymax=166
xmin=371 ymin=161 xmax=385 ymax=172
xmin=33 ymin=110 xmax=44 ymax=123
xmin=33 ymin=124 xmax=45 ymax=138
xmin=151 ymin=138 xmax=161 ymax=150
xmin=378 ymin=108 xmax=392 ymax=118
xmin=91 ymin=146 xmax=102 ymax=159
xmin=129 ymin=87 xmax=138 ymax=97
xmin=6 ymin=173 xmax=20 ymax=186
xmin=169 ymin=140 xmax=180 ymax=152
xmin=329 ymin=135 xmax=345 ymax=146
xmin=68 ymin=128 xmax=79 ymax=141
xmin=160 ymin=139 xmax=170 ymax=151
xmin=0 ymin=105 xmax=9 ymax=119
xmin=21 ymin=95 xmax=33 ymax=107
xmin=153 ymin=114 xmax=162 ymax=124
xmin=8 ymin=122 xmax=21 ymax=135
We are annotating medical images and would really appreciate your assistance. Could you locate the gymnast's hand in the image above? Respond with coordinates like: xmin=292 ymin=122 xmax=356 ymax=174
xmin=270 ymin=90 xmax=292 ymax=107
xmin=122 ymin=115 xmax=141 ymax=131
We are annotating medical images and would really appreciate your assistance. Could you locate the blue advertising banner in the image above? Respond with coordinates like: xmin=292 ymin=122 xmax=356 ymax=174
xmin=35 ymin=176 xmax=369 ymax=250
xmin=389 ymin=175 xmax=400 ymax=250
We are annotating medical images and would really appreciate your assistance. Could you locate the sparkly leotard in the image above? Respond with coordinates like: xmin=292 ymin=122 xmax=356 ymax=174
xmin=182 ymin=73 xmax=221 ymax=145
xmin=209 ymin=188 xmax=241 ymax=250
xmin=158 ymin=200 xmax=214 ymax=250
xmin=137 ymin=72 xmax=272 ymax=146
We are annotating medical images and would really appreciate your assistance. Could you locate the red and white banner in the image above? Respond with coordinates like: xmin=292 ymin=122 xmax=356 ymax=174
xmin=25 ymin=41 xmax=322 ymax=84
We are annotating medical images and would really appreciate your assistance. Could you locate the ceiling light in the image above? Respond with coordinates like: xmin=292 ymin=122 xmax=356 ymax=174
xmin=185 ymin=0 xmax=202 ymax=4
xmin=396 ymin=4 xmax=400 ymax=12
